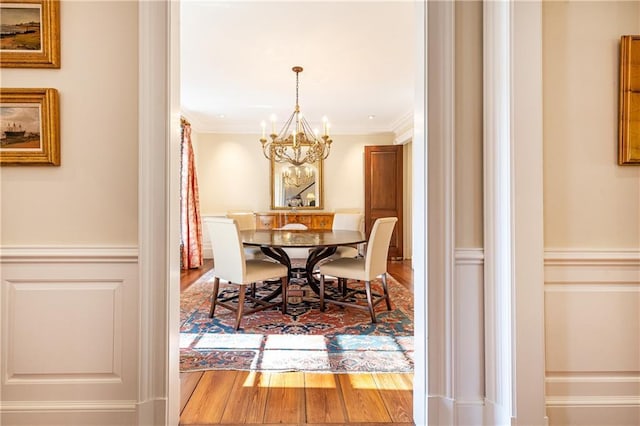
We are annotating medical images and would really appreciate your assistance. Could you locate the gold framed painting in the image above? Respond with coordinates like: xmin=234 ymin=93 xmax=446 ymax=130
xmin=1 ymin=88 xmax=59 ymax=166
xmin=0 ymin=0 xmax=60 ymax=68
xmin=618 ymin=35 xmax=640 ymax=165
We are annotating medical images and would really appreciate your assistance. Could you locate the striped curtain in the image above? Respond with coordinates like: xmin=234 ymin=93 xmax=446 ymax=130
xmin=180 ymin=120 xmax=204 ymax=269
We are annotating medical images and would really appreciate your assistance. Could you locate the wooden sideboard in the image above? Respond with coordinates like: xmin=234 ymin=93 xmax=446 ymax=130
xmin=255 ymin=212 xmax=334 ymax=230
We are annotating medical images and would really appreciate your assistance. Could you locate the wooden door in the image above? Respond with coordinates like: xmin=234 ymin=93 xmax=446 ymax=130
xmin=364 ymin=145 xmax=403 ymax=260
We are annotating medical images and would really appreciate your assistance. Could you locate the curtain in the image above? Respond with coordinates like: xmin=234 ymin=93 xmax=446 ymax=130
xmin=180 ymin=120 xmax=204 ymax=269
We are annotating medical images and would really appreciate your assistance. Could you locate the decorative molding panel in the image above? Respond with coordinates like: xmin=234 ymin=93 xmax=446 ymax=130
xmin=544 ymin=249 xmax=640 ymax=426
xmin=5 ymin=280 xmax=123 ymax=384
xmin=0 ymin=246 xmax=139 ymax=423
xmin=455 ymin=248 xmax=484 ymax=264
xmin=0 ymin=246 xmax=138 ymax=263
xmin=545 ymin=249 xmax=640 ymax=267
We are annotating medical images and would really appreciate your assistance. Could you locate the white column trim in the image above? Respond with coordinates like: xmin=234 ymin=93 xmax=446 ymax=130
xmin=511 ymin=2 xmax=547 ymax=424
xmin=484 ymin=0 xmax=547 ymax=425
xmin=483 ymin=0 xmax=513 ymax=422
xmin=412 ymin=1 xmax=428 ymax=424
xmin=138 ymin=1 xmax=175 ymax=425
xmin=426 ymin=2 xmax=455 ymax=425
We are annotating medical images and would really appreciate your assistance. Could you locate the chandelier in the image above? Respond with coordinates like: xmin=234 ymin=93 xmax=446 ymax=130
xmin=260 ymin=66 xmax=333 ymax=167
xmin=283 ymin=165 xmax=314 ymax=188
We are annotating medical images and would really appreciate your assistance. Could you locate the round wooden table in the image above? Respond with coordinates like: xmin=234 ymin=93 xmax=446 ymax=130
xmin=241 ymin=229 xmax=366 ymax=295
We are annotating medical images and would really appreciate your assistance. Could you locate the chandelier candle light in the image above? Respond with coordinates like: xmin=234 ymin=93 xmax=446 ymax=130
xmin=260 ymin=66 xmax=333 ymax=166
xmin=283 ymin=165 xmax=314 ymax=188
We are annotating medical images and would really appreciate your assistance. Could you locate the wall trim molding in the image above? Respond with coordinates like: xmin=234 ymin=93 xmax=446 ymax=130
xmin=455 ymin=248 xmax=484 ymax=264
xmin=0 ymin=400 xmax=137 ymax=413
xmin=546 ymin=395 xmax=640 ymax=407
xmin=544 ymin=249 xmax=640 ymax=266
xmin=0 ymin=246 xmax=138 ymax=263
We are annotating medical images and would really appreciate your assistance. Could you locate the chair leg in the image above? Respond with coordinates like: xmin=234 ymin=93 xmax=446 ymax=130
xmin=364 ymin=280 xmax=377 ymax=323
xmin=281 ymin=276 xmax=288 ymax=314
xmin=341 ymin=277 xmax=348 ymax=297
xmin=320 ymin=274 xmax=325 ymax=312
xmin=381 ymin=273 xmax=392 ymax=310
xmin=209 ymin=277 xmax=220 ymax=318
xmin=234 ymin=284 xmax=246 ymax=330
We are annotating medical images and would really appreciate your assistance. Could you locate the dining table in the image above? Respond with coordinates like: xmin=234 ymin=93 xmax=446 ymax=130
xmin=240 ymin=228 xmax=367 ymax=296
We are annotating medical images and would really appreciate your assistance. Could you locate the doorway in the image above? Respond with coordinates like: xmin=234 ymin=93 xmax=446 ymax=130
xmin=138 ymin=1 xmax=429 ymax=424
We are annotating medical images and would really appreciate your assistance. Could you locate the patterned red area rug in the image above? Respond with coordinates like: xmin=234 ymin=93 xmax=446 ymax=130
xmin=180 ymin=269 xmax=414 ymax=373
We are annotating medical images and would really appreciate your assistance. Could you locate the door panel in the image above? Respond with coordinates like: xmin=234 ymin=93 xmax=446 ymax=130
xmin=364 ymin=145 xmax=403 ymax=260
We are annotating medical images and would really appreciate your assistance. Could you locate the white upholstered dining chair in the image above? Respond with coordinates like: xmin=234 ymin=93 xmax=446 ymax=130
xmin=278 ymin=222 xmax=310 ymax=260
xmin=226 ymin=212 xmax=263 ymax=259
xmin=319 ymin=217 xmax=398 ymax=323
xmin=204 ymin=217 xmax=288 ymax=330
xmin=331 ymin=212 xmax=364 ymax=258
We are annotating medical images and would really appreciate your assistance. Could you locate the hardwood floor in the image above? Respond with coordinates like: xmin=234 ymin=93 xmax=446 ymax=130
xmin=179 ymin=259 xmax=414 ymax=425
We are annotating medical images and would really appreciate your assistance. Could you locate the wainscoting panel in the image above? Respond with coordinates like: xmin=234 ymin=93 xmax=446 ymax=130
xmin=6 ymin=280 xmax=122 ymax=379
xmin=454 ymin=249 xmax=485 ymax=425
xmin=0 ymin=247 xmax=139 ymax=425
xmin=544 ymin=250 xmax=640 ymax=426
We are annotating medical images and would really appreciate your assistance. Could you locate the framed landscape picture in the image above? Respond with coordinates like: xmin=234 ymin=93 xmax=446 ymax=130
xmin=0 ymin=0 xmax=60 ymax=68
xmin=1 ymin=88 xmax=59 ymax=165
xmin=619 ymin=35 xmax=640 ymax=165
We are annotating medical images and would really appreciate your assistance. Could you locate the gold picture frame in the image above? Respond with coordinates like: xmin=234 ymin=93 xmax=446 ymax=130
xmin=618 ymin=35 xmax=640 ymax=165
xmin=0 ymin=0 xmax=60 ymax=68
xmin=270 ymin=153 xmax=324 ymax=211
xmin=1 ymin=88 xmax=60 ymax=166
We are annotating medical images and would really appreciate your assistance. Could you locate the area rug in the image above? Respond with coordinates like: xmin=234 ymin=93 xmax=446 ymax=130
xmin=180 ymin=268 xmax=414 ymax=373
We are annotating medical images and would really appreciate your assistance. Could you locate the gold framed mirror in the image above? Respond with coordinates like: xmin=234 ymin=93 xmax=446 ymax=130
xmin=270 ymin=158 xmax=323 ymax=210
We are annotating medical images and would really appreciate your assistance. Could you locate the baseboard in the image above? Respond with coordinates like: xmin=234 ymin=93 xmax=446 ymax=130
xmin=136 ymin=398 xmax=167 ymax=426
xmin=428 ymin=395 xmax=454 ymax=426
xmin=482 ymin=399 xmax=512 ymax=426
xmin=454 ymin=400 xmax=485 ymax=426
xmin=546 ymin=398 xmax=639 ymax=426
xmin=0 ymin=400 xmax=137 ymax=426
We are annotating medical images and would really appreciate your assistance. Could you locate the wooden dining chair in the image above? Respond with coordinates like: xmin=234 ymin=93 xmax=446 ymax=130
xmin=204 ymin=217 xmax=289 ymax=330
xmin=318 ymin=217 xmax=398 ymax=323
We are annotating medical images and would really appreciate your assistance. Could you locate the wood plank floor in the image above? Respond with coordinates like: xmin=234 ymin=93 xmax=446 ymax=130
xmin=180 ymin=259 xmax=414 ymax=425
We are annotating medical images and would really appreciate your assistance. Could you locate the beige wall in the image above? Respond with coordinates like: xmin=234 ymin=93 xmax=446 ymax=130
xmin=543 ymin=0 xmax=640 ymax=249
xmin=543 ymin=3 xmax=640 ymax=425
xmin=455 ymin=0 xmax=484 ymax=248
xmin=0 ymin=3 xmax=141 ymax=424
xmin=0 ymin=1 xmax=139 ymax=246
xmin=193 ymin=131 xmax=395 ymax=214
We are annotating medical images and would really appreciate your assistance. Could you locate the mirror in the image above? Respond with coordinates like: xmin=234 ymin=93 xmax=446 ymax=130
xmin=270 ymin=159 xmax=323 ymax=210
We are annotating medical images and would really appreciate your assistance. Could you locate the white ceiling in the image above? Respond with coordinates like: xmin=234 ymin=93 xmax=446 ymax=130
xmin=180 ymin=1 xmax=416 ymax=135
